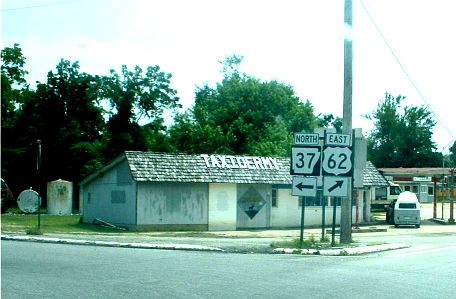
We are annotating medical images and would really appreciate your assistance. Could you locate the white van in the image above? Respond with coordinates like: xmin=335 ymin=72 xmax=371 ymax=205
xmin=394 ymin=191 xmax=421 ymax=228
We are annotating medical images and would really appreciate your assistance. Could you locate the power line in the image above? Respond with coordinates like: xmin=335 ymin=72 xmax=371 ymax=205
xmin=2 ymin=0 xmax=81 ymax=12
xmin=359 ymin=0 xmax=456 ymax=143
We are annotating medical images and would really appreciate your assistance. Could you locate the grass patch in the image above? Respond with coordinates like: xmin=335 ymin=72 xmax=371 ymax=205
xmin=1 ymin=214 xmax=129 ymax=234
xmin=26 ymin=227 xmax=43 ymax=235
xmin=271 ymin=234 xmax=336 ymax=250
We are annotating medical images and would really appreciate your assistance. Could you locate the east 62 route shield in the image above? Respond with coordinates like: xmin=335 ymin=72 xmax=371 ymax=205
xmin=322 ymin=146 xmax=353 ymax=176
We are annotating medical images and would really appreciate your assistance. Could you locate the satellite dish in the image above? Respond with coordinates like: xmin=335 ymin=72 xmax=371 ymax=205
xmin=17 ymin=189 xmax=41 ymax=213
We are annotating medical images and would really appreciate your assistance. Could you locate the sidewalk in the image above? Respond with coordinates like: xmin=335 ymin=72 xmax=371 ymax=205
xmin=4 ymin=221 xmax=454 ymax=255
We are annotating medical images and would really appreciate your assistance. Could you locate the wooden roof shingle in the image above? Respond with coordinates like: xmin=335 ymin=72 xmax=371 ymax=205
xmin=81 ymin=151 xmax=388 ymax=188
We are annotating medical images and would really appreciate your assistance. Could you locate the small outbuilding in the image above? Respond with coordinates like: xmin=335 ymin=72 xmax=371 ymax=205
xmin=79 ymin=151 xmax=387 ymax=231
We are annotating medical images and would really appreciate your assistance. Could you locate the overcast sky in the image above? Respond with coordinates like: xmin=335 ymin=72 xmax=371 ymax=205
xmin=2 ymin=0 xmax=455 ymax=154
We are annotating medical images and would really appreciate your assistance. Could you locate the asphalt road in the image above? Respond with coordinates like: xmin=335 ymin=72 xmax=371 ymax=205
xmin=2 ymin=235 xmax=455 ymax=299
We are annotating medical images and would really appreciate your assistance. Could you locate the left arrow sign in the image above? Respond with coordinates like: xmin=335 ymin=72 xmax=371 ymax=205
xmin=296 ymin=182 xmax=314 ymax=191
xmin=292 ymin=177 xmax=317 ymax=197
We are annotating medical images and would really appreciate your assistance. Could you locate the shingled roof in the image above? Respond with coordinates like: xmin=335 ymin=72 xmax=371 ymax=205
xmin=125 ymin=151 xmax=292 ymax=184
xmin=81 ymin=151 xmax=388 ymax=188
xmin=363 ymin=161 xmax=389 ymax=187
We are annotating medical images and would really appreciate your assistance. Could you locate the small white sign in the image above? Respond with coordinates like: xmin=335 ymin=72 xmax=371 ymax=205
xmin=292 ymin=177 xmax=317 ymax=197
xmin=413 ymin=176 xmax=432 ymax=182
xmin=325 ymin=133 xmax=351 ymax=147
xmin=323 ymin=176 xmax=350 ymax=197
xmin=294 ymin=133 xmax=319 ymax=145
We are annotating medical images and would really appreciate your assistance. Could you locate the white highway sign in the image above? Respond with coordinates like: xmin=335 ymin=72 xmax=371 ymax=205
xmin=323 ymin=176 xmax=350 ymax=197
xmin=290 ymin=146 xmax=321 ymax=176
xmin=292 ymin=177 xmax=317 ymax=197
xmin=322 ymin=146 xmax=353 ymax=176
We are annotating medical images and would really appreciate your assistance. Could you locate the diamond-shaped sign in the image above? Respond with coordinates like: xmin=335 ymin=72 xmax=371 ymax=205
xmin=238 ymin=187 xmax=266 ymax=219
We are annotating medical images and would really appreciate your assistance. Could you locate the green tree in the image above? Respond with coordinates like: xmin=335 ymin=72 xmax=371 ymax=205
xmin=1 ymin=44 xmax=29 ymax=138
xmin=317 ymin=113 xmax=343 ymax=131
xmin=6 ymin=59 xmax=106 ymax=206
xmin=1 ymin=44 xmax=32 ymax=197
xmin=100 ymin=65 xmax=180 ymax=158
xmin=449 ymin=141 xmax=456 ymax=167
xmin=365 ymin=92 xmax=440 ymax=167
xmin=169 ymin=55 xmax=318 ymax=156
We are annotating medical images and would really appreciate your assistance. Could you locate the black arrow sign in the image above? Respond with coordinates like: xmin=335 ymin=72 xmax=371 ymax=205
xmin=296 ymin=182 xmax=314 ymax=191
xmin=328 ymin=180 xmax=344 ymax=192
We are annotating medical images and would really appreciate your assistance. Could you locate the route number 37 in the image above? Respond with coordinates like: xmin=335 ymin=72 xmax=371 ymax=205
xmin=322 ymin=147 xmax=352 ymax=176
xmin=290 ymin=146 xmax=321 ymax=176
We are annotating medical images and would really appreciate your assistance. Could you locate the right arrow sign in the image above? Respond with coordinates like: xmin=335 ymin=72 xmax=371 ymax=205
xmin=323 ymin=176 xmax=350 ymax=197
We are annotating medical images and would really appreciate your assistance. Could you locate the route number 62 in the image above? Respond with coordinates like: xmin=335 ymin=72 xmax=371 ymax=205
xmin=322 ymin=146 xmax=353 ymax=176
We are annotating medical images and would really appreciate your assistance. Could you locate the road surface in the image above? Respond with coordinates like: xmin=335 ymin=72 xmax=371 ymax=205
xmin=2 ymin=235 xmax=455 ymax=299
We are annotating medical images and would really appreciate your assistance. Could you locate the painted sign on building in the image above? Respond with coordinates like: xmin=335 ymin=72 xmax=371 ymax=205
xmin=201 ymin=154 xmax=280 ymax=170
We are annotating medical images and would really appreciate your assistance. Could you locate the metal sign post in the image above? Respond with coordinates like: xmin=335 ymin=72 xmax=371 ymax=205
xmin=299 ymin=197 xmax=306 ymax=248
xmin=290 ymin=133 xmax=321 ymax=247
xmin=331 ymin=197 xmax=337 ymax=247
xmin=36 ymin=139 xmax=41 ymax=230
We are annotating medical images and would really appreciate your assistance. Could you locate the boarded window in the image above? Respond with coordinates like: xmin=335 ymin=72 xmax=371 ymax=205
xmin=111 ymin=190 xmax=126 ymax=204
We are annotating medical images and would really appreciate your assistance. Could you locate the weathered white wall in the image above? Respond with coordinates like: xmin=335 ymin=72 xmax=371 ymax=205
xmin=208 ymin=183 xmax=237 ymax=231
xmin=271 ymin=188 xmax=362 ymax=227
xmin=137 ymin=182 xmax=208 ymax=225
xmin=82 ymin=160 xmax=136 ymax=225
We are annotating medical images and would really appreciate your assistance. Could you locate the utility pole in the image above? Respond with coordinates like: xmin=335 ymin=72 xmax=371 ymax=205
xmin=341 ymin=0 xmax=353 ymax=244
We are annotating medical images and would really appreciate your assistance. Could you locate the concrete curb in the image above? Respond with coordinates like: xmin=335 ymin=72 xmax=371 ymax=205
xmin=272 ymin=243 xmax=409 ymax=256
xmin=1 ymin=234 xmax=224 ymax=252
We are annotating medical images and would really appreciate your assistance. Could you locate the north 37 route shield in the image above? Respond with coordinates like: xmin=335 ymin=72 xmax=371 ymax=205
xmin=290 ymin=146 xmax=321 ymax=176
xmin=322 ymin=146 xmax=353 ymax=176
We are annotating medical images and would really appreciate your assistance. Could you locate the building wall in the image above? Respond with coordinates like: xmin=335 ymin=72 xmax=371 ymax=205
xmin=208 ymin=183 xmax=237 ymax=231
xmin=136 ymin=182 xmax=208 ymax=226
xmin=82 ymin=160 xmax=136 ymax=225
xmin=271 ymin=188 xmax=362 ymax=227
xmin=396 ymin=182 xmax=434 ymax=203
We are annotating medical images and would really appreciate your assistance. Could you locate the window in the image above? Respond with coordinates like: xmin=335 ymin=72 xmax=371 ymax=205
xmin=421 ymin=186 xmax=427 ymax=193
xmin=390 ymin=186 xmax=402 ymax=195
xmin=398 ymin=203 xmax=416 ymax=209
xmin=375 ymin=187 xmax=387 ymax=200
xmin=404 ymin=186 xmax=411 ymax=191
xmin=271 ymin=188 xmax=278 ymax=207
xmin=428 ymin=186 xmax=434 ymax=195
xmin=412 ymin=185 xmax=419 ymax=194
xmin=111 ymin=190 xmax=126 ymax=204
xmin=87 ymin=192 xmax=91 ymax=204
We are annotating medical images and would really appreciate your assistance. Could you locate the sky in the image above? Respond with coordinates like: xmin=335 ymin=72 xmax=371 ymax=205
xmin=2 ymin=0 xmax=456 ymax=154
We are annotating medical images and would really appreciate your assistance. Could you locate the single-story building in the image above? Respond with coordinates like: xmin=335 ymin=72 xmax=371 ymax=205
xmin=79 ymin=151 xmax=388 ymax=231
xmin=379 ymin=167 xmax=452 ymax=203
